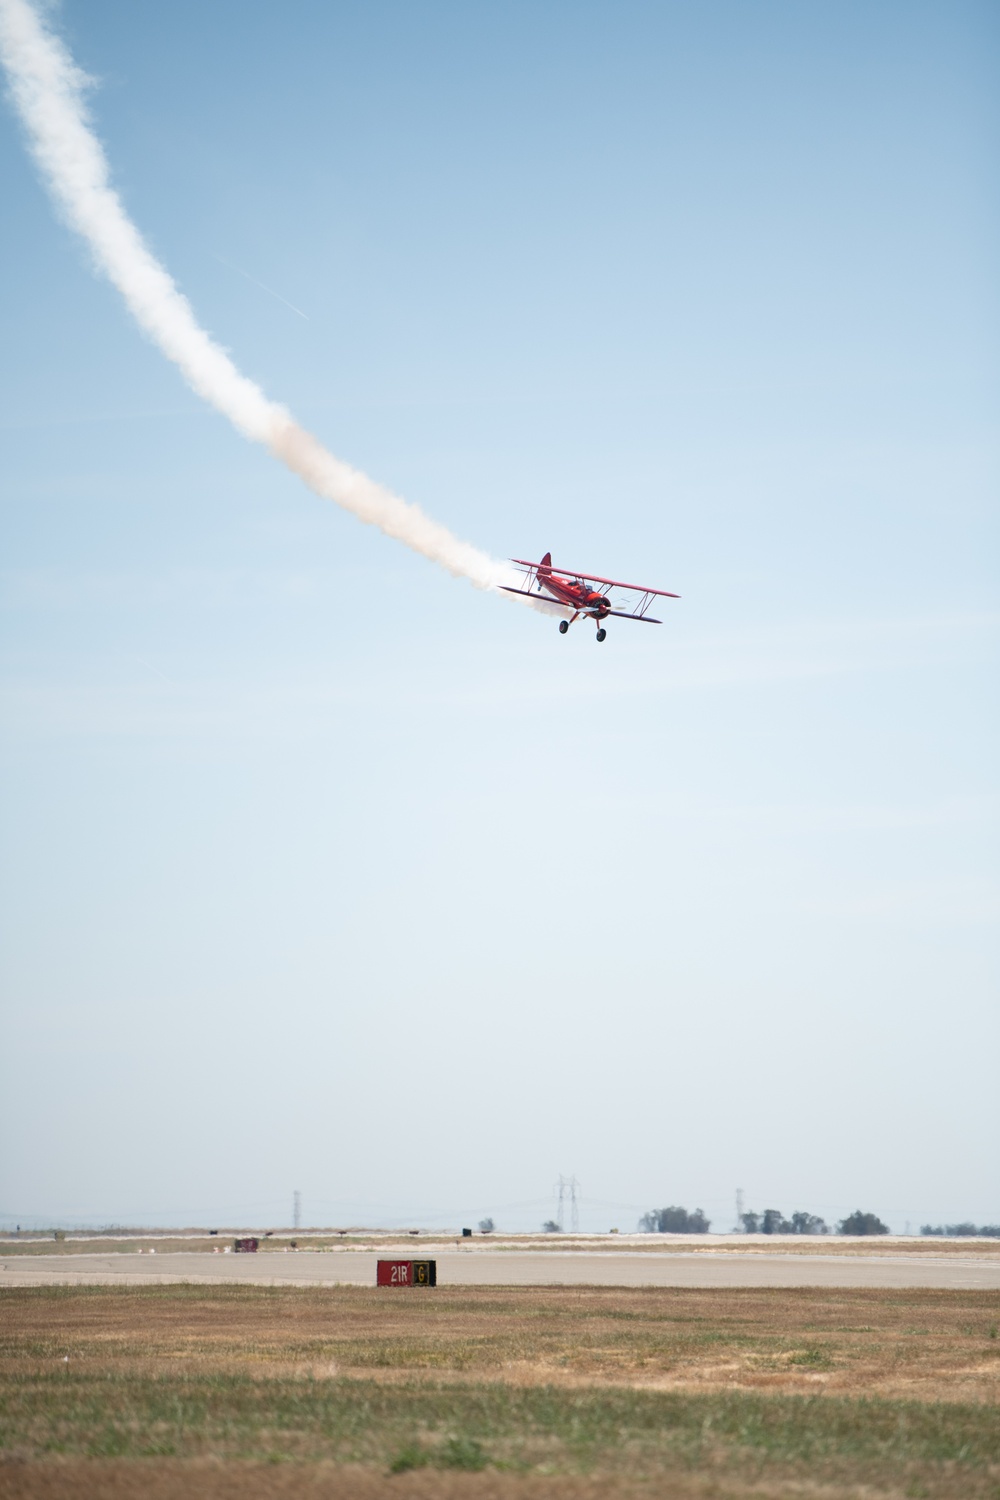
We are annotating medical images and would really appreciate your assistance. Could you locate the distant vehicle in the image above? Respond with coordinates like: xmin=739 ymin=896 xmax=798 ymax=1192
xmin=502 ymin=553 xmax=679 ymax=642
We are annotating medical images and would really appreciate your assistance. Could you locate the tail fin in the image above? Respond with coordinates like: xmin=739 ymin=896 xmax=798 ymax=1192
xmin=539 ymin=551 xmax=552 ymax=577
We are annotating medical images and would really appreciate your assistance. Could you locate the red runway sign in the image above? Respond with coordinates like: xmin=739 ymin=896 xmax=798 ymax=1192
xmin=377 ymin=1259 xmax=436 ymax=1287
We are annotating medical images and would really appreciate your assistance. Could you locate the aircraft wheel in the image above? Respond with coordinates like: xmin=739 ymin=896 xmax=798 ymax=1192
xmin=558 ymin=620 xmax=569 ymax=635
xmin=596 ymin=628 xmax=607 ymax=642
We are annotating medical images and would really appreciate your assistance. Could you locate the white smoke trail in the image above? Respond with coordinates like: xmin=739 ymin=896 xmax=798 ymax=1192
xmin=0 ymin=0 xmax=518 ymax=593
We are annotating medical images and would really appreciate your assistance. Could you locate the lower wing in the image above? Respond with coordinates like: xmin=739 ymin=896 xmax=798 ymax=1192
xmin=498 ymin=585 xmax=567 ymax=607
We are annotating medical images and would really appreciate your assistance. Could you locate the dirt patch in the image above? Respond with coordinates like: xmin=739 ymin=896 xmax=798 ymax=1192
xmin=0 ymin=1457 xmax=853 ymax=1500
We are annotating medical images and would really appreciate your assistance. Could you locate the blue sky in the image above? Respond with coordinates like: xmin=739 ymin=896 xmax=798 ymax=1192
xmin=1 ymin=0 xmax=997 ymax=1233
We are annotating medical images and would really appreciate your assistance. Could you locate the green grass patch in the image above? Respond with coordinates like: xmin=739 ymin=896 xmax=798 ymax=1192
xmin=1 ymin=1371 xmax=997 ymax=1481
xmin=389 ymin=1435 xmax=489 ymax=1473
xmin=788 ymin=1347 xmax=835 ymax=1369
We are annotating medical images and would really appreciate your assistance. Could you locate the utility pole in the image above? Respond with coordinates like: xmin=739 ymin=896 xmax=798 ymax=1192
xmin=555 ymin=1175 xmax=580 ymax=1233
xmin=293 ymin=1190 xmax=301 ymax=1232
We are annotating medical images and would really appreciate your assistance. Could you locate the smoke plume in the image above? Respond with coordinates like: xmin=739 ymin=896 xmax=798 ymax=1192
xmin=0 ymin=0 xmax=518 ymax=593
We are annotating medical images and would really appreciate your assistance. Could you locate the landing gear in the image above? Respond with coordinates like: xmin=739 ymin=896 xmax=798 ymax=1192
xmin=596 ymin=628 xmax=607 ymax=643
xmin=558 ymin=620 xmax=569 ymax=634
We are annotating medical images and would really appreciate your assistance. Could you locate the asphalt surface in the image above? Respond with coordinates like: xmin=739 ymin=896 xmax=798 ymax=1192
xmin=2 ymin=1251 xmax=998 ymax=1289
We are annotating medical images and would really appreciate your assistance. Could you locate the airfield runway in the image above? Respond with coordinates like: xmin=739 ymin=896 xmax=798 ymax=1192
xmin=2 ymin=1249 xmax=997 ymax=1290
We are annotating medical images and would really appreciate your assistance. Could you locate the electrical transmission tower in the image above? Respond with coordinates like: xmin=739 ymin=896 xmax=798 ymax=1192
xmin=735 ymin=1188 xmax=744 ymax=1233
xmin=556 ymin=1175 xmax=580 ymax=1233
xmin=293 ymin=1190 xmax=301 ymax=1232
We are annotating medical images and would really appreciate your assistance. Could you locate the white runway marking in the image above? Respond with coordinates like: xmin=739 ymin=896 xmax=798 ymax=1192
xmin=2 ymin=1251 xmax=998 ymax=1290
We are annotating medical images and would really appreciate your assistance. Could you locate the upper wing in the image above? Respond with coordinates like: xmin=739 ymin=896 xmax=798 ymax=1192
xmin=510 ymin=559 xmax=680 ymax=599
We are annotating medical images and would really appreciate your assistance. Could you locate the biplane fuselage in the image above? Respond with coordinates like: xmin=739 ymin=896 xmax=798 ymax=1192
xmin=536 ymin=563 xmax=612 ymax=619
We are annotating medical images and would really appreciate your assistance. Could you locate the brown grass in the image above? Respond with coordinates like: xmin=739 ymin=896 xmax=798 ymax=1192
xmin=3 ymin=1284 xmax=998 ymax=1402
xmin=2 ymin=1286 xmax=998 ymax=1499
xmin=0 ymin=1458 xmax=813 ymax=1500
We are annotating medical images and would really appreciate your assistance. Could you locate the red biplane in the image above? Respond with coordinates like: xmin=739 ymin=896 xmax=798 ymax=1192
xmin=501 ymin=553 xmax=679 ymax=641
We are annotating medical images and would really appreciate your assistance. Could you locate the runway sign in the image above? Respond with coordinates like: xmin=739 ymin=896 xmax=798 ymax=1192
xmin=377 ymin=1259 xmax=437 ymax=1287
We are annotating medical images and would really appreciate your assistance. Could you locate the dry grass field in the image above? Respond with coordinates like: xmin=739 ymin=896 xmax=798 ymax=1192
xmin=1 ymin=1284 xmax=998 ymax=1499
xmin=2 ymin=1232 xmax=999 ymax=1258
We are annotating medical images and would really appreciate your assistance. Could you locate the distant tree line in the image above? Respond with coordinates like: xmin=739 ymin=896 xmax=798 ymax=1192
xmin=740 ymin=1209 xmax=829 ymax=1235
xmin=637 ymin=1205 xmax=895 ymax=1235
xmin=639 ymin=1206 xmax=711 ymax=1233
xmin=921 ymin=1222 xmax=1000 ymax=1238
xmin=738 ymin=1208 xmax=889 ymax=1235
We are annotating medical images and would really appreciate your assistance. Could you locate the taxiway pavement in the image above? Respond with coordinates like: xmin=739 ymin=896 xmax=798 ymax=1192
xmin=2 ymin=1250 xmax=997 ymax=1290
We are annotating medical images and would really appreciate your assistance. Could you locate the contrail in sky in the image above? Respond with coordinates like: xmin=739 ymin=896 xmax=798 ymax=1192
xmin=213 ymin=253 xmax=309 ymax=321
xmin=0 ymin=0 xmax=516 ymax=593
